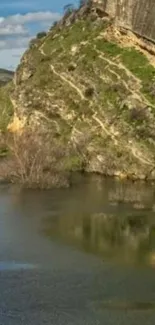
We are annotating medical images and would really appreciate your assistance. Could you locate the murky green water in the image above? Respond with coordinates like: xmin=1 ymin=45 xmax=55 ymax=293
xmin=8 ymin=174 xmax=155 ymax=268
xmin=38 ymin=174 xmax=155 ymax=268
xmin=1 ymin=174 xmax=155 ymax=324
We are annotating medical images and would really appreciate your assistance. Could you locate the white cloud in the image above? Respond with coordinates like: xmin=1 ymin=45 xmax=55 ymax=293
xmin=0 ymin=11 xmax=61 ymax=31
xmin=0 ymin=24 xmax=27 ymax=36
xmin=5 ymin=11 xmax=61 ymax=24
xmin=0 ymin=36 xmax=31 ymax=49
xmin=0 ymin=11 xmax=61 ymax=36
xmin=0 ymin=48 xmax=26 ymax=70
xmin=0 ymin=10 xmax=61 ymax=69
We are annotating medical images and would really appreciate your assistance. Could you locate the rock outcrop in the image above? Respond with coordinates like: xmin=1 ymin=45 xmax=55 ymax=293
xmin=101 ymin=0 xmax=155 ymax=43
xmin=1 ymin=0 xmax=155 ymax=183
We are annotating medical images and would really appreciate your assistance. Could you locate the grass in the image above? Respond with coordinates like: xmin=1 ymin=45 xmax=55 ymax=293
xmin=0 ymin=83 xmax=13 ymax=132
xmin=95 ymin=39 xmax=121 ymax=57
xmin=38 ymin=14 xmax=155 ymax=109
xmin=121 ymin=48 xmax=155 ymax=103
xmin=30 ymin=20 xmax=155 ymax=131
xmin=29 ymin=9 xmax=155 ymax=109
xmin=121 ymin=48 xmax=155 ymax=81
xmin=95 ymin=39 xmax=155 ymax=104
xmin=43 ymin=18 xmax=109 ymax=56
xmin=64 ymin=154 xmax=84 ymax=171
xmin=0 ymin=146 xmax=9 ymax=158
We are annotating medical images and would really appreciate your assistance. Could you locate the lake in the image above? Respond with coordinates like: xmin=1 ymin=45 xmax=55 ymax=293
xmin=0 ymin=174 xmax=155 ymax=324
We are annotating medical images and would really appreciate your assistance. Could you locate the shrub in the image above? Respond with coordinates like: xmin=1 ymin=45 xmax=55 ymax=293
xmin=50 ymin=21 xmax=58 ymax=31
xmin=3 ymin=129 xmax=69 ymax=188
xmin=85 ymin=86 xmax=94 ymax=97
xmin=129 ymin=107 xmax=147 ymax=123
xmin=68 ymin=63 xmax=76 ymax=71
xmin=64 ymin=4 xmax=74 ymax=13
xmin=63 ymin=4 xmax=75 ymax=19
xmin=36 ymin=31 xmax=47 ymax=39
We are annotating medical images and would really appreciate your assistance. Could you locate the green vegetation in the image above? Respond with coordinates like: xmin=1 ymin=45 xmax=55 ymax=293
xmin=1 ymin=0 xmax=155 ymax=186
xmin=0 ymin=83 xmax=13 ymax=132
xmin=36 ymin=31 xmax=47 ymax=39
xmin=95 ymin=39 xmax=155 ymax=103
xmin=0 ymin=146 xmax=9 ymax=158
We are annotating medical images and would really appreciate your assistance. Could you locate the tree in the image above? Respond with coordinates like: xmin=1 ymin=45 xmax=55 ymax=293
xmin=36 ymin=31 xmax=47 ymax=39
xmin=50 ymin=21 xmax=58 ymax=31
xmin=63 ymin=3 xmax=74 ymax=15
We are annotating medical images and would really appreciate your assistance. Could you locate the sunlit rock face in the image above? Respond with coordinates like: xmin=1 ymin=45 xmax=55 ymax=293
xmin=103 ymin=0 xmax=155 ymax=40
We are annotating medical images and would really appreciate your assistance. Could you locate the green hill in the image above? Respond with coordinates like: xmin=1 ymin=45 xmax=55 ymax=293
xmin=1 ymin=1 xmax=155 ymax=185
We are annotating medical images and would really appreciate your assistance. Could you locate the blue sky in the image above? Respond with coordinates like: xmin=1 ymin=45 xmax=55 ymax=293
xmin=0 ymin=0 xmax=78 ymax=70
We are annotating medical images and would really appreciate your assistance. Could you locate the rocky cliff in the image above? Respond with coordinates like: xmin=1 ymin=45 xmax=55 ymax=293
xmin=102 ymin=0 xmax=155 ymax=43
xmin=1 ymin=0 xmax=155 ymax=185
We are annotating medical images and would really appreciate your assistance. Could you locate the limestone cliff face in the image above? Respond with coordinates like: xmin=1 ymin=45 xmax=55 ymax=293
xmin=4 ymin=1 xmax=155 ymax=180
xmin=104 ymin=0 xmax=155 ymax=42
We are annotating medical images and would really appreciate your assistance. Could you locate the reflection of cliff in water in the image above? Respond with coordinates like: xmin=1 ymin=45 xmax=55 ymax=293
xmin=10 ymin=174 xmax=155 ymax=267
xmin=42 ymin=176 xmax=155 ymax=267
xmin=44 ymin=210 xmax=155 ymax=266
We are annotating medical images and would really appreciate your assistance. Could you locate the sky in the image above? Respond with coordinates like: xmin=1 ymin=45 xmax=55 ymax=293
xmin=0 ymin=0 xmax=78 ymax=70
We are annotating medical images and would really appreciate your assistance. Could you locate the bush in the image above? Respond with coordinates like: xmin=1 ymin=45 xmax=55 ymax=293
xmin=50 ymin=21 xmax=58 ymax=31
xmin=129 ymin=107 xmax=147 ymax=123
xmin=68 ymin=62 xmax=76 ymax=71
xmin=63 ymin=4 xmax=75 ymax=19
xmin=3 ymin=129 xmax=69 ymax=188
xmin=36 ymin=31 xmax=47 ymax=39
xmin=85 ymin=86 xmax=94 ymax=97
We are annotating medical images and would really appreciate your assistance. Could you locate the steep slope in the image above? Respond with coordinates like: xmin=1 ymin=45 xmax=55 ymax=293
xmin=3 ymin=1 xmax=155 ymax=181
xmin=0 ymin=69 xmax=14 ymax=133
xmin=0 ymin=82 xmax=13 ymax=133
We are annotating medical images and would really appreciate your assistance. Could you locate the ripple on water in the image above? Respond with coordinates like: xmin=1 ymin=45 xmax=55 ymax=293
xmin=0 ymin=262 xmax=37 ymax=271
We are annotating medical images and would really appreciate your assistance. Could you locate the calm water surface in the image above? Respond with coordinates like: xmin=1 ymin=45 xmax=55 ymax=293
xmin=1 ymin=174 xmax=155 ymax=324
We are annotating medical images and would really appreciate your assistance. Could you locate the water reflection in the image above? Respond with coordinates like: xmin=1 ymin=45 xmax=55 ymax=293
xmin=99 ymin=300 xmax=155 ymax=311
xmin=40 ymin=175 xmax=155 ymax=268
xmin=2 ymin=177 xmax=155 ymax=324
xmin=43 ymin=210 xmax=155 ymax=266
xmin=7 ymin=174 xmax=155 ymax=268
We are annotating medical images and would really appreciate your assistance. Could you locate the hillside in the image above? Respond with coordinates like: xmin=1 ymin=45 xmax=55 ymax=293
xmin=0 ymin=69 xmax=14 ymax=132
xmin=0 ymin=69 xmax=14 ymax=87
xmin=1 ymin=0 xmax=155 ymax=186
